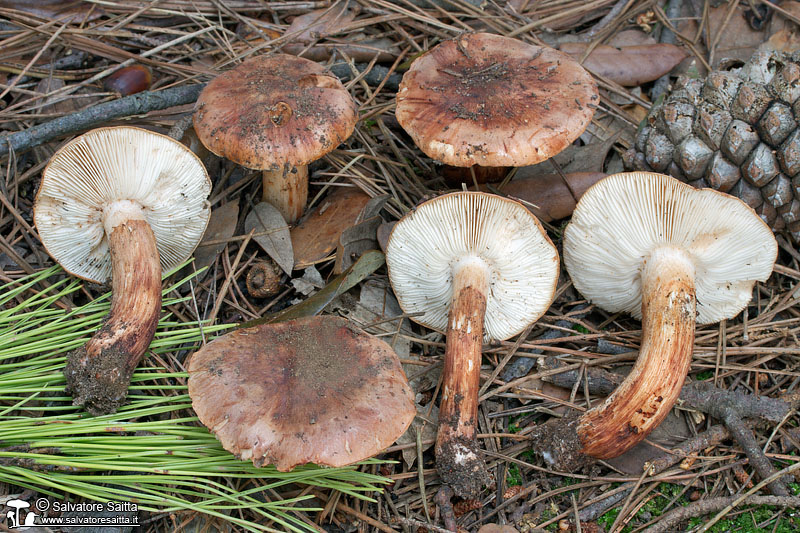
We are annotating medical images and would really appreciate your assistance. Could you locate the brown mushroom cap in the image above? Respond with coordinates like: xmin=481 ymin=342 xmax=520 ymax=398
xmin=193 ymin=54 xmax=357 ymax=170
xmin=395 ymin=33 xmax=598 ymax=167
xmin=188 ymin=315 xmax=416 ymax=471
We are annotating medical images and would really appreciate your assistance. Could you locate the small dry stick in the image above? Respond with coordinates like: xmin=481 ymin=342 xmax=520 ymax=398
xmin=435 ymin=485 xmax=457 ymax=532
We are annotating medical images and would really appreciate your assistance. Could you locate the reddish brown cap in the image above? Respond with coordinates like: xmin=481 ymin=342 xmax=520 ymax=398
xmin=395 ymin=33 xmax=598 ymax=167
xmin=193 ymin=54 xmax=357 ymax=170
xmin=188 ymin=315 xmax=416 ymax=470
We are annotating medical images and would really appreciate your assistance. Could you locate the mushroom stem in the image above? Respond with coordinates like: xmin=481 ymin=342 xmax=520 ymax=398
xmin=261 ymin=164 xmax=309 ymax=224
xmin=64 ymin=200 xmax=162 ymax=415
xmin=531 ymin=247 xmax=697 ymax=470
xmin=579 ymin=246 xmax=696 ymax=458
xmin=436 ymin=257 xmax=491 ymax=497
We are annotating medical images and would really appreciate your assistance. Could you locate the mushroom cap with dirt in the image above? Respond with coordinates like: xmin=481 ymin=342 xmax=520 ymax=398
xmin=193 ymin=54 xmax=357 ymax=223
xmin=386 ymin=191 xmax=559 ymax=497
xmin=187 ymin=315 xmax=416 ymax=470
xmin=34 ymin=126 xmax=211 ymax=414
xmin=395 ymin=32 xmax=597 ymax=173
xmin=532 ymin=171 xmax=777 ymax=470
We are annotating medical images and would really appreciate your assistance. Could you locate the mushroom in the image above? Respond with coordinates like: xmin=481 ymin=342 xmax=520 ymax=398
xmin=187 ymin=315 xmax=415 ymax=470
xmin=395 ymin=32 xmax=597 ymax=185
xmin=193 ymin=54 xmax=357 ymax=224
xmin=386 ymin=191 xmax=560 ymax=497
xmin=34 ymin=126 xmax=211 ymax=414
xmin=533 ymin=171 xmax=777 ymax=470
xmin=5 ymin=499 xmax=30 ymax=528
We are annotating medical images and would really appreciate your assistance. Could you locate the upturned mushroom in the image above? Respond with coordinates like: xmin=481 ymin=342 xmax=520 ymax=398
xmin=386 ymin=191 xmax=560 ymax=497
xmin=34 ymin=126 xmax=211 ymax=414
xmin=532 ymin=171 xmax=777 ymax=470
xmin=395 ymin=32 xmax=597 ymax=185
xmin=193 ymin=54 xmax=357 ymax=223
xmin=187 ymin=315 xmax=415 ymax=470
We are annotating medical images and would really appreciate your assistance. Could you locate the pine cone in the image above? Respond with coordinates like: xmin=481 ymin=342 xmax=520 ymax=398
xmin=623 ymin=50 xmax=800 ymax=242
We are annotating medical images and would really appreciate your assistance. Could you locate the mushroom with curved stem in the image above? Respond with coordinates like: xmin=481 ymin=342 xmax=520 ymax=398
xmin=530 ymin=171 xmax=777 ymax=470
xmin=193 ymin=54 xmax=357 ymax=224
xmin=395 ymin=33 xmax=597 ymax=186
xmin=386 ymin=191 xmax=560 ymax=497
xmin=188 ymin=315 xmax=416 ymax=470
xmin=34 ymin=126 xmax=211 ymax=415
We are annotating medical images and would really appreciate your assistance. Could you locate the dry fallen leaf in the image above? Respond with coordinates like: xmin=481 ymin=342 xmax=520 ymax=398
xmin=606 ymin=29 xmax=657 ymax=48
xmin=758 ymin=28 xmax=800 ymax=54
xmin=675 ymin=3 xmax=792 ymax=70
xmin=395 ymin=402 xmax=438 ymax=468
xmin=194 ymin=202 xmax=239 ymax=276
xmin=285 ymin=4 xmax=356 ymax=44
xmin=36 ymin=78 xmax=79 ymax=116
xmin=604 ymin=409 xmax=691 ymax=475
xmin=376 ymin=221 xmax=395 ymax=253
xmin=334 ymin=195 xmax=390 ymax=274
xmin=521 ymin=129 xmax=620 ymax=178
xmin=485 ymin=172 xmax=605 ymax=222
xmin=291 ymin=187 xmax=371 ymax=269
xmin=245 ymin=202 xmax=294 ymax=275
xmin=704 ymin=4 xmax=772 ymax=66
xmin=559 ymin=42 xmax=688 ymax=86
xmin=235 ymin=20 xmax=282 ymax=41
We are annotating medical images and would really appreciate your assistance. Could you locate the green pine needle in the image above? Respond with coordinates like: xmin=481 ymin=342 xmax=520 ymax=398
xmin=0 ymin=265 xmax=389 ymax=532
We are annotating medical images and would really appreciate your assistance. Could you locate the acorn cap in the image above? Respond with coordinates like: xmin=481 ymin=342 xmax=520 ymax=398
xmin=193 ymin=54 xmax=357 ymax=171
xmin=187 ymin=315 xmax=416 ymax=470
xmin=563 ymin=172 xmax=777 ymax=325
xmin=34 ymin=126 xmax=212 ymax=284
xmin=386 ymin=191 xmax=559 ymax=341
xmin=395 ymin=33 xmax=597 ymax=167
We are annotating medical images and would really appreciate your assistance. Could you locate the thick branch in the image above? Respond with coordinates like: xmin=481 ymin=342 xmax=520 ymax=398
xmin=644 ymin=495 xmax=800 ymax=533
xmin=0 ymin=84 xmax=204 ymax=158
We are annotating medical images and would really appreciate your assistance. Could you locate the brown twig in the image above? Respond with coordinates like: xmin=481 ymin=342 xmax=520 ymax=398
xmin=434 ymin=485 xmax=457 ymax=532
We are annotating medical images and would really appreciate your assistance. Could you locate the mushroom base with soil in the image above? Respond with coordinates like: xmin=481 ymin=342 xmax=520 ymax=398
xmin=262 ymin=164 xmax=309 ymax=224
xmin=64 ymin=200 xmax=162 ymax=415
xmin=530 ymin=246 xmax=696 ymax=471
xmin=436 ymin=257 xmax=492 ymax=497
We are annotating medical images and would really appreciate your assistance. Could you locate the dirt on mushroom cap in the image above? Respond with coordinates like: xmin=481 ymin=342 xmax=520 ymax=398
xmin=395 ymin=33 xmax=598 ymax=167
xmin=187 ymin=315 xmax=416 ymax=471
xmin=193 ymin=54 xmax=358 ymax=171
